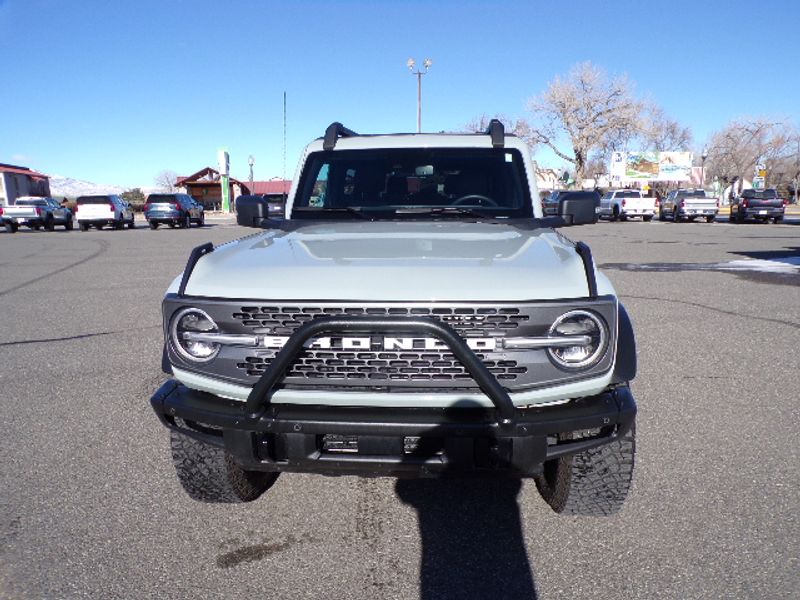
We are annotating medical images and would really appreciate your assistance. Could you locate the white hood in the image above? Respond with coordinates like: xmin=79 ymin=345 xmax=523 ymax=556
xmin=180 ymin=221 xmax=602 ymax=302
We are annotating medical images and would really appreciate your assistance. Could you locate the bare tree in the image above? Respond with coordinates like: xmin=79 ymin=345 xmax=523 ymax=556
xmin=641 ymin=106 xmax=693 ymax=152
xmin=154 ymin=170 xmax=178 ymax=192
xmin=526 ymin=62 xmax=645 ymax=185
xmin=705 ymin=118 xmax=793 ymax=195
xmin=462 ymin=113 xmax=535 ymax=148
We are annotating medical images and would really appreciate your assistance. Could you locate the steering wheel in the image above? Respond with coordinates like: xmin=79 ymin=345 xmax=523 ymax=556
xmin=452 ymin=194 xmax=498 ymax=207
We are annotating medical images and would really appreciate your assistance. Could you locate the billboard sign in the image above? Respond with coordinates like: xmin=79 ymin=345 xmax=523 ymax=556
xmin=610 ymin=151 xmax=693 ymax=182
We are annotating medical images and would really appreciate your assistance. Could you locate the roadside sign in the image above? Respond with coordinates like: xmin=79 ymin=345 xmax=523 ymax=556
xmin=752 ymin=176 xmax=765 ymax=189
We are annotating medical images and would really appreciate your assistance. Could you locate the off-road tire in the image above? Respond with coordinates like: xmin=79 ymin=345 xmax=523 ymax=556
xmin=170 ymin=430 xmax=279 ymax=503
xmin=5 ymin=222 xmax=19 ymax=233
xmin=535 ymin=425 xmax=636 ymax=516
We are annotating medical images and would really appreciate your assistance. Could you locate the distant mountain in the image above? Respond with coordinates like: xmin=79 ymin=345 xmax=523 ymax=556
xmin=49 ymin=175 xmax=160 ymax=198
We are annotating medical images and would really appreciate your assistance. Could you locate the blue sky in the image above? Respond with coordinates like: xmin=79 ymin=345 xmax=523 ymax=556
xmin=1 ymin=0 xmax=798 ymax=188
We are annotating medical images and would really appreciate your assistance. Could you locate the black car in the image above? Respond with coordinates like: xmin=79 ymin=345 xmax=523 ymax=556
xmin=144 ymin=193 xmax=205 ymax=229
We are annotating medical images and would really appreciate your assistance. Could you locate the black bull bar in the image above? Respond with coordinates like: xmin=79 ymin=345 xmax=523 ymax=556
xmin=152 ymin=316 xmax=636 ymax=476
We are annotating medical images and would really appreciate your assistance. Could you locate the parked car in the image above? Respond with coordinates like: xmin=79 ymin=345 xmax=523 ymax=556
xmin=730 ymin=188 xmax=786 ymax=224
xmin=599 ymin=189 xmax=656 ymax=221
xmin=660 ymin=189 xmax=719 ymax=223
xmin=75 ymin=195 xmax=135 ymax=231
xmin=1 ymin=196 xmax=73 ymax=233
xmin=143 ymin=193 xmax=205 ymax=229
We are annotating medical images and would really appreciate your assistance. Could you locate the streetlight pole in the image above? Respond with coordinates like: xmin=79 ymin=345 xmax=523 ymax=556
xmin=248 ymin=155 xmax=254 ymax=187
xmin=407 ymin=58 xmax=432 ymax=133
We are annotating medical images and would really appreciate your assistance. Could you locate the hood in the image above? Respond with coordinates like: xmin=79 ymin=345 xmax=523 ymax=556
xmin=181 ymin=221 xmax=595 ymax=302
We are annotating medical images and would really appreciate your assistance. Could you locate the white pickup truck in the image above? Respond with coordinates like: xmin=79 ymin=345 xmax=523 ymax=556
xmin=599 ymin=189 xmax=656 ymax=222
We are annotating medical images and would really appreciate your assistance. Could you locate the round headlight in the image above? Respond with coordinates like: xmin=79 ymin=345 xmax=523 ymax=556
xmin=170 ymin=308 xmax=220 ymax=362
xmin=547 ymin=310 xmax=608 ymax=369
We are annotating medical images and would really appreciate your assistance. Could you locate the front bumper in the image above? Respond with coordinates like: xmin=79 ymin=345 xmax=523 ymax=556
xmin=151 ymin=379 xmax=636 ymax=477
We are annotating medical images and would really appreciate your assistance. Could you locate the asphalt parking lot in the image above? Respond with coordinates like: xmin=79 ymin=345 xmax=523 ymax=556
xmin=1 ymin=215 xmax=798 ymax=599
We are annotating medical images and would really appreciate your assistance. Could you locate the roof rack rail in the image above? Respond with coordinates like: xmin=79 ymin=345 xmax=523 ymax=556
xmin=323 ymin=122 xmax=358 ymax=150
xmin=485 ymin=119 xmax=505 ymax=148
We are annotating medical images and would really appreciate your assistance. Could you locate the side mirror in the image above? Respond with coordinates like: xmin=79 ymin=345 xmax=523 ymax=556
xmin=236 ymin=195 xmax=282 ymax=228
xmin=557 ymin=192 xmax=600 ymax=226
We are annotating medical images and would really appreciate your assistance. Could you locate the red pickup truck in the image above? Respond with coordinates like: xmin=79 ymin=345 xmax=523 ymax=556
xmin=730 ymin=188 xmax=787 ymax=224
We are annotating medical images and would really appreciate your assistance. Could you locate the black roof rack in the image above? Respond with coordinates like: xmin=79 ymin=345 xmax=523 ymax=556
xmin=323 ymin=122 xmax=358 ymax=150
xmin=485 ymin=119 xmax=505 ymax=148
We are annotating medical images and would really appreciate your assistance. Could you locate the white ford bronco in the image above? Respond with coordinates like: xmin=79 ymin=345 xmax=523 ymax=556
xmin=151 ymin=121 xmax=638 ymax=515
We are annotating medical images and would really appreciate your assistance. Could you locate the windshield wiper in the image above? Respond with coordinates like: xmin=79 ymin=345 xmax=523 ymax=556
xmin=394 ymin=206 xmax=490 ymax=219
xmin=293 ymin=207 xmax=371 ymax=220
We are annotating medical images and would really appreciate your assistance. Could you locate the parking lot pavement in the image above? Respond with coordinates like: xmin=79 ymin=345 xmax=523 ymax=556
xmin=1 ymin=221 xmax=798 ymax=599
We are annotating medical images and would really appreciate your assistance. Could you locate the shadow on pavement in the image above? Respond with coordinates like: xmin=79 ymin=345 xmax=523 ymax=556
xmin=394 ymin=428 xmax=538 ymax=600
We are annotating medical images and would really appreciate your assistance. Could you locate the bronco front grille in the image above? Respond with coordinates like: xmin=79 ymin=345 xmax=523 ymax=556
xmin=233 ymin=305 xmax=529 ymax=337
xmin=237 ymin=348 xmax=526 ymax=383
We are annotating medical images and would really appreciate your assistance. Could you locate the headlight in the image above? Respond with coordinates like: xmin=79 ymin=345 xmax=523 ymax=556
xmin=547 ymin=310 xmax=608 ymax=369
xmin=170 ymin=307 xmax=220 ymax=362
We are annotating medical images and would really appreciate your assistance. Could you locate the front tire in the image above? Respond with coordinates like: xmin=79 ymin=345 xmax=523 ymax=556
xmin=170 ymin=431 xmax=279 ymax=503
xmin=5 ymin=222 xmax=19 ymax=233
xmin=535 ymin=425 xmax=636 ymax=516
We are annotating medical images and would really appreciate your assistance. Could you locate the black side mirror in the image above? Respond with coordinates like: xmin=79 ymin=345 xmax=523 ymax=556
xmin=236 ymin=195 xmax=281 ymax=228
xmin=557 ymin=192 xmax=600 ymax=226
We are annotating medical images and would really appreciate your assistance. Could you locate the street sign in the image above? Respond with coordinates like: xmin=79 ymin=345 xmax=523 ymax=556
xmin=752 ymin=176 xmax=765 ymax=189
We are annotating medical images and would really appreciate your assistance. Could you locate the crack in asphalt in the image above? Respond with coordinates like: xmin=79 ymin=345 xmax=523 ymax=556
xmin=621 ymin=294 xmax=800 ymax=330
xmin=0 ymin=326 xmax=160 ymax=347
xmin=0 ymin=238 xmax=110 ymax=297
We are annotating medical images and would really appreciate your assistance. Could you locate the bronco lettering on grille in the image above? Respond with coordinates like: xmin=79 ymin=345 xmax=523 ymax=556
xmin=261 ymin=336 xmax=497 ymax=351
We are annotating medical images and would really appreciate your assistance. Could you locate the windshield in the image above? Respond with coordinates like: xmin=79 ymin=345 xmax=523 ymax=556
xmin=77 ymin=196 xmax=111 ymax=204
xmin=147 ymin=194 xmax=180 ymax=203
xmin=292 ymin=148 xmax=532 ymax=218
xmin=677 ymin=190 xmax=707 ymax=198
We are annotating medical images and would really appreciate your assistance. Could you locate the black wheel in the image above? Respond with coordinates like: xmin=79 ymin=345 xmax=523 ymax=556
xmin=95 ymin=223 xmax=103 ymax=230
xmin=535 ymin=424 xmax=636 ymax=516
xmin=44 ymin=217 xmax=55 ymax=231
xmin=673 ymin=210 xmax=681 ymax=223
xmin=79 ymin=222 xmax=89 ymax=232
xmin=197 ymin=213 xmax=205 ymax=227
xmin=114 ymin=219 xmax=124 ymax=230
xmin=5 ymin=222 xmax=19 ymax=233
xmin=181 ymin=215 xmax=191 ymax=228
xmin=773 ymin=216 xmax=783 ymax=224
xmin=643 ymin=215 xmax=653 ymax=222
xmin=149 ymin=221 xmax=159 ymax=230
xmin=127 ymin=217 xmax=135 ymax=229
xmin=168 ymin=222 xmax=176 ymax=228
xmin=658 ymin=208 xmax=666 ymax=221
xmin=610 ymin=206 xmax=620 ymax=221
xmin=32 ymin=223 xmax=42 ymax=230
xmin=65 ymin=219 xmax=74 ymax=230
xmin=170 ymin=430 xmax=279 ymax=503
xmin=706 ymin=216 xmax=715 ymax=223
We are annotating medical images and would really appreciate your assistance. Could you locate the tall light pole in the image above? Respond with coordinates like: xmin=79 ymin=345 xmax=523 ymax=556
xmin=248 ymin=155 xmax=255 ymax=187
xmin=407 ymin=57 xmax=432 ymax=133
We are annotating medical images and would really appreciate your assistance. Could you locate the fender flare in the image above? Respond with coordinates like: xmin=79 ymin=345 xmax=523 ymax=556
xmin=611 ymin=302 xmax=637 ymax=384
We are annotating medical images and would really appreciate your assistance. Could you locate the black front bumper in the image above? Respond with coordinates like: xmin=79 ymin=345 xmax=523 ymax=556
xmin=151 ymin=380 xmax=636 ymax=478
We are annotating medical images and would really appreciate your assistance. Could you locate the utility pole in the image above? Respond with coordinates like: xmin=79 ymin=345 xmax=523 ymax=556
xmin=407 ymin=58 xmax=432 ymax=133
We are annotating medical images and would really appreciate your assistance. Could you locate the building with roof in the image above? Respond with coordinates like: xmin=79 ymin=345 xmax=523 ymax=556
xmin=0 ymin=163 xmax=51 ymax=206
xmin=175 ymin=167 xmax=290 ymax=209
